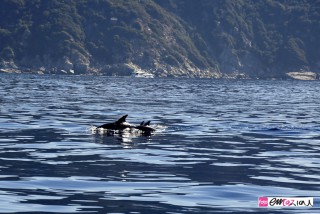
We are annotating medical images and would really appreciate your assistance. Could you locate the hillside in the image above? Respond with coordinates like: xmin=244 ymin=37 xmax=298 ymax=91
xmin=0 ymin=0 xmax=319 ymax=78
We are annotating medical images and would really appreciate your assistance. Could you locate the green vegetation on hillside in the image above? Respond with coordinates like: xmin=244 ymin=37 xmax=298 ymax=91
xmin=0 ymin=0 xmax=319 ymax=77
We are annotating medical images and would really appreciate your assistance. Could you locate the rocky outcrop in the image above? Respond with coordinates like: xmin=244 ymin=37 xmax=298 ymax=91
xmin=287 ymin=71 xmax=319 ymax=81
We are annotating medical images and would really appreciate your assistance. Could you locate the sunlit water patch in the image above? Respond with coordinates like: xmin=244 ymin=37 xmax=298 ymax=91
xmin=0 ymin=73 xmax=320 ymax=213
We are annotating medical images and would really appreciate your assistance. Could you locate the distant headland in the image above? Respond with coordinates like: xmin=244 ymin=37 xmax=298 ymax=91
xmin=1 ymin=0 xmax=319 ymax=80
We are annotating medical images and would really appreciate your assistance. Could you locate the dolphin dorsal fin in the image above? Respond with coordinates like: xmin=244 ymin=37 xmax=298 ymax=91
xmin=115 ymin=114 xmax=128 ymax=124
xmin=140 ymin=121 xmax=144 ymax=126
xmin=144 ymin=121 xmax=151 ymax=126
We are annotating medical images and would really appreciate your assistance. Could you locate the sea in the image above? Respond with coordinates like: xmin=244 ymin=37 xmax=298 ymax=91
xmin=0 ymin=73 xmax=320 ymax=213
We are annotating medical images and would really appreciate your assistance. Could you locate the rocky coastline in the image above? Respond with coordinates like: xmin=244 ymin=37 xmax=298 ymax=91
xmin=1 ymin=59 xmax=319 ymax=80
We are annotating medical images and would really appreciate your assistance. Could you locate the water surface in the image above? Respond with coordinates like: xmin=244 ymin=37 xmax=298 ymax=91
xmin=0 ymin=73 xmax=320 ymax=213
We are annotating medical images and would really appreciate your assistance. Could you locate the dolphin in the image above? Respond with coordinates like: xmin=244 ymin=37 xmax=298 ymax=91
xmin=135 ymin=120 xmax=155 ymax=133
xmin=97 ymin=115 xmax=134 ymax=130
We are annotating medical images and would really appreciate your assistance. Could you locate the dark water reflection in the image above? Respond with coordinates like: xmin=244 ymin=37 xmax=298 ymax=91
xmin=0 ymin=73 xmax=320 ymax=213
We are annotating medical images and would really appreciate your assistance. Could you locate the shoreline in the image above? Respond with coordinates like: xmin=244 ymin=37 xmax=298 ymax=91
xmin=1 ymin=67 xmax=319 ymax=80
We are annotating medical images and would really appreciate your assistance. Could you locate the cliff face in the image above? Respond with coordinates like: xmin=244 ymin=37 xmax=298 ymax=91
xmin=0 ymin=0 xmax=319 ymax=78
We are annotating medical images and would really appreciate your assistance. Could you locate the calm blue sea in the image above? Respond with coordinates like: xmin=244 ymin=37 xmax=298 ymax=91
xmin=0 ymin=73 xmax=320 ymax=213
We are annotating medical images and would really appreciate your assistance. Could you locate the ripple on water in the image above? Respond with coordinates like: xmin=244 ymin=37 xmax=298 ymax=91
xmin=1 ymin=75 xmax=320 ymax=212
